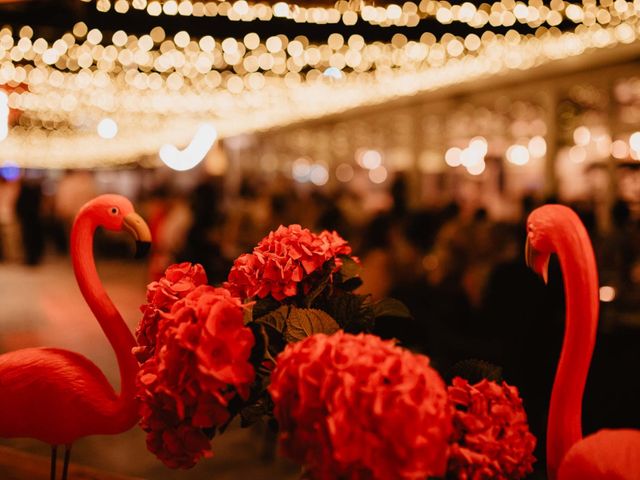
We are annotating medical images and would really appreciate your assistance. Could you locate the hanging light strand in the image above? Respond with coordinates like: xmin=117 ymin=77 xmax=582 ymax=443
xmin=0 ymin=3 xmax=639 ymax=167
xmin=84 ymin=0 xmax=640 ymax=30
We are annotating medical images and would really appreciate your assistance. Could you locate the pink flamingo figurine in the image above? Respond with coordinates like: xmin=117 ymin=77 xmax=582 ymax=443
xmin=0 ymin=194 xmax=151 ymax=480
xmin=526 ymin=204 xmax=640 ymax=480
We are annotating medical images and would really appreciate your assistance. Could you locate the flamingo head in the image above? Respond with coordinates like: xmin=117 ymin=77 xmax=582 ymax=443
xmin=83 ymin=194 xmax=152 ymax=258
xmin=525 ymin=204 xmax=565 ymax=284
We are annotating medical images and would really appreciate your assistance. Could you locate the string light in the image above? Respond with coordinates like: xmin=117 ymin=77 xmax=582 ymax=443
xmin=335 ymin=163 xmax=354 ymax=182
xmin=507 ymin=144 xmax=530 ymax=165
xmin=1 ymin=3 xmax=640 ymax=166
xmin=528 ymin=135 xmax=547 ymax=158
xmin=84 ymin=0 xmax=636 ymax=31
xmin=97 ymin=117 xmax=118 ymax=138
xmin=368 ymin=165 xmax=388 ymax=183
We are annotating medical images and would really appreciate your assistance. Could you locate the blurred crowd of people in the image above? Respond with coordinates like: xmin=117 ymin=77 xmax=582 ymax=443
xmin=0 ymin=169 xmax=639 ymax=477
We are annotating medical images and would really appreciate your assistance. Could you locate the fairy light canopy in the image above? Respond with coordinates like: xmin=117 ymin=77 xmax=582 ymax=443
xmin=0 ymin=0 xmax=639 ymax=168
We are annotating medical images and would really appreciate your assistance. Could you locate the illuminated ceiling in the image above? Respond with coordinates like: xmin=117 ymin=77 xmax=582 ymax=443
xmin=1 ymin=0 xmax=639 ymax=167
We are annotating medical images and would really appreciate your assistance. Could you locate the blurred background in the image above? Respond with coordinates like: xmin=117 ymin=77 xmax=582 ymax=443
xmin=1 ymin=0 xmax=640 ymax=478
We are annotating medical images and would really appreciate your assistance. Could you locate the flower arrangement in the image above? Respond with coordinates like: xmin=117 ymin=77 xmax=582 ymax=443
xmin=269 ymin=332 xmax=452 ymax=480
xmin=227 ymin=224 xmax=353 ymax=302
xmin=133 ymin=224 xmax=536 ymax=479
xmin=446 ymin=377 xmax=536 ymax=480
xmin=134 ymin=262 xmax=208 ymax=364
xmin=136 ymin=283 xmax=255 ymax=468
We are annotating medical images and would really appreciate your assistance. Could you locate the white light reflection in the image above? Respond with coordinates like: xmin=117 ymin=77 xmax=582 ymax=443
xmin=369 ymin=165 xmax=387 ymax=183
xmin=599 ymin=285 xmax=615 ymax=302
xmin=159 ymin=123 xmax=217 ymax=171
xmin=507 ymin=145 xmax=530 ymax=165
xmin=97 ymin=118 xmax=118 ymax=139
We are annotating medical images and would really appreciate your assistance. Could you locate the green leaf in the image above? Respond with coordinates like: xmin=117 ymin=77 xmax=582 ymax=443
xmin=371 ymin=298 xmax=413 ymax=320
xmin=340 ymin=276 xmax=363 ymax=292
xmin=338 ymin=255 xmax=361 ymax=281
xmin=284 ymin=307 xmax=340 ymax=343
xmin=323 ymin=293 xmax=364 ymax=327
xmin=255 ymin=305 xmax=290 ymax=333
xmin=252 ymin=296 xmax=281 ymax=320
xmin=302 ymin=259 xmax=335 ymax=307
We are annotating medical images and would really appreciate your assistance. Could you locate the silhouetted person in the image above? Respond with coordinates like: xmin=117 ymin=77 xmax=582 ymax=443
xmin=178 ymin=179 xmax=231 ymax=283
xmin=16 ymin=179 xmax=44 ymax=266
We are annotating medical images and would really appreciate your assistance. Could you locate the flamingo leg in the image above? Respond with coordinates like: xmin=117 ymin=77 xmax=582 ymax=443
xmin=61 ymin=444 xmax=72 ymax=480
xmin=50 ymin=445 xmax=57 ymax=480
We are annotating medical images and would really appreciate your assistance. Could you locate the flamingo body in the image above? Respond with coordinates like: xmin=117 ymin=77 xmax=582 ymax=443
xmin=0 ymin=347 xmax=132 ymax=445
xmin=526 ymin=205 xmax=640 ymax=480
xmin=559 ymin=430 xmax=640 ymax=480
xmin=0 ymin=194 xmax=151 ymax=478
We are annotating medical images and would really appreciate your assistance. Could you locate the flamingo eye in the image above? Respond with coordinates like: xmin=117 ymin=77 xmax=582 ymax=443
xmin=110 ymin=207 xmax=119 ymax=216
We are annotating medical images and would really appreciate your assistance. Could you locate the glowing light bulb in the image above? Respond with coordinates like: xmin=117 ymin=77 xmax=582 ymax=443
xmin=159 ymin=123 xmax=217 ymax=171
xmin=361 ymin=149 xmax=382 ymax=169
xmin=507 ymin=145 xmax=530 ymax=165
xmin=466 ymin=158 xmax=486 ymax=175
xmin=97 ymin=118 xmax=118 ymax=139
xmin=599 ymin=285 xmax=615 ymax=302
xmin=469 ymin=136 xmax=488 ymax=157
xmin=528 ymin=136 xmax=547 ymax=158
xmin=611 ymin=140 xmax=629 ymax=159
xmin=323 ymin=67 xmax=343 ymax=80
xmin=445 ymin=147 xmax=462 ymax=167
xmin=369 ymin=165 xmax=387 ymax=183
xmin=310 ymin=164 xmax=329 ymax=185
xmin=292 ymin=157 xmax=311 ymax=181
xmin=630 ymin=132 xmax=640 ymax=151
xmin=573 ymin=126 xmax=591 ymax=146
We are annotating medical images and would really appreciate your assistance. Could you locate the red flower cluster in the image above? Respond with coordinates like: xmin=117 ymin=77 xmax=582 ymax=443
xmin=269 ymin=332 xmax=451 ymax=480
xmin=137 ymin=285 xmax=255 ymax=468
xmin=227 ymin=225 xmax=352 ymax=301
xmin=134 ymin=262 xmax=207 ymax=363
xmin=447 ymin=377 xmax=536 ymax=480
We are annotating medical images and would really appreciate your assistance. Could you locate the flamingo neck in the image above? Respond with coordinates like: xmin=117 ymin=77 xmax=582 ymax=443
xmin=547 ymin=223 xmax=599 ymax=480
xmin=70 ymin=214 xmax=138 ymax=418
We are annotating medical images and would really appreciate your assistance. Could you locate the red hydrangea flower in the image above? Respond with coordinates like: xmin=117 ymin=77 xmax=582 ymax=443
xmin=446 ymin=377 xmax=536 ymax=480
xmin=227 ymin=225 xmax=353 ymax=301
xmin=137 ymin=285 xmax=255 ymax=468
xmin=269 ymin=332 xmax=451 ymax=480
xmin=134 ymin=262 xmax=207 ymax=363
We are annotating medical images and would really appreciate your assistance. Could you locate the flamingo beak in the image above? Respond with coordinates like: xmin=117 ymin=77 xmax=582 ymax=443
xmin=525 ymin=235 xmax=550 ymax=285
xmin=123 ymin=212 xmax=152 ymax=259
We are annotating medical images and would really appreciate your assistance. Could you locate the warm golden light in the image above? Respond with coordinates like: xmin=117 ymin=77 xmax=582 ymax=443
xmin=2 ymin=3 xmax=640 ymax=167
xmin=507 ymin=145 xmax=530 ymax=165
xmin=599 ymin=285 xmax=616 ymax=302
xmin=97 ymin=118 xmax=118 ymax=139
xmin=528 ymin=136 xmax=547 ymax=158
xmin=368 ymin=165 xmax=388 ymax=184
xmin=573 ymin=126 xmax=591 ymax=146
xmin=335 ymin=163 xmax=354 ymax=183
xmin=445 ymin=147 xmax=462 ymax=167
xmin=611 ymin=139 xmax=629 ymax=159
xmin=85 ymin=0 xmax=637 ymax=32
